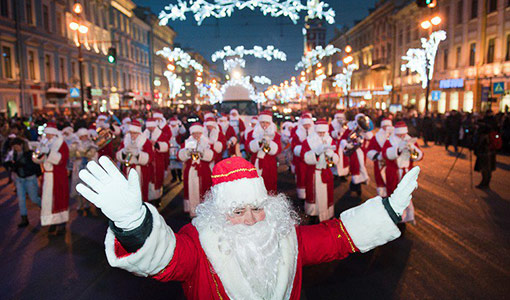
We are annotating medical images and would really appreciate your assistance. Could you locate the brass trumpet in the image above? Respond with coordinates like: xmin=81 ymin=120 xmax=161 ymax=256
xmin=409 ymin=148 xmax=420 ymax=161
xmin=260 ymin=139 xmax=271 ymax=154
xmin=93 ymin=128 xmax=115 ymax=150
xmin=325 ymin=155 xmax=335 ymax=168
xmin=123 ymin=152 xmax=133 ymax=167
xmin=344 ymin=129 xmax=362 ymax=157
xmin=190 ymin=150 xmax=201 ymax=161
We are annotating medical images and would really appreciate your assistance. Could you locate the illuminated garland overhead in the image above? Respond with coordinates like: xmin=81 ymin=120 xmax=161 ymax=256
xmin=253 ymin=75 xmax=272 ymax=85
xmin=223 ymin=58 xmax=246 ymax=71
xmin=212 ymin=45 xmax=287 ymax=62
xmin=309 ymin=74 xmax=326 ymax=96
xmin=157 ymin=47 xmax=204 ymax=72
xmin=159 ymin=0 xmax=335 ymax=26
xmin=401 ymin=30 xmax=446 ymax=89
xmin=295 ymin=45 xmax=341 ymax=70
xmin=163 ymin=71 xmax=185 ymax=99
xmin=333 ymin=63 xmax=357 ymax=95
xmin=196 ymin=82 xmax=223 ymax=104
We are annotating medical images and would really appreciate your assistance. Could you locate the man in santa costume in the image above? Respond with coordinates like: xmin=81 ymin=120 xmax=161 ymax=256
xmin=229 ymin=109 xmax=246 ymax=139
xmin=144 ymin=118 xmax=170 ymax=205
xmin=77 ymin=155 xmax=420 ymax=300
xmin=329 ymin=111 xmax=349 ymax=178
xmin=120 ymin=117 xmax=131 ymax=136
xmin=69 ymin=128 xmax=98 ymax=215
xmin=382 ymin=121 xmax=423 ymax=224
xmin=168 ymin=116 xmax=186 ymax=183
xmin=218 ymin=114 xmax=238 ymax=158
xmin=290 ymin=113 xmax=314 ymax=201
xmin=177 ymin=123 xmax=214 ymax=217
xmin=247 ymin=111 xmax=282 ymax=193
xmin=32 ymin=123 xmax=69 ymax=235
xmin=115 ymin=120 xmax=154 ymax=203
xmin=280 ymin=121 xmax=296 ymax=173
xmin=367 ymin=118 xmax=394 ymax=197
xmin=302 ymin=119 xmax=339 ymax=222
xmin=204 ymin=117 xmax=226 ymax=167
xmin=95 ymin=113 xmax=121 ymax=159
xmin=339 ymin=113 xmax=373 ymax=197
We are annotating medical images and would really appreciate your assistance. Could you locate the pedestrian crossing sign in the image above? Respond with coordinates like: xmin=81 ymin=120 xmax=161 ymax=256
xmin=70 ymin=88 xmax=80 ymax=98
xmin=431 ymin=90 xmax=441 ymax=101
xmin=493 ymin=82 xmax=505 ymax=95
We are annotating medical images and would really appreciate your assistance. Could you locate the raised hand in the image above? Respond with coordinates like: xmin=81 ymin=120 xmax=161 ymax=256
xmin=76 ymin=156 xmax=146 ymax=231
xmin=388 ymin=166 xmax=420 ymax=216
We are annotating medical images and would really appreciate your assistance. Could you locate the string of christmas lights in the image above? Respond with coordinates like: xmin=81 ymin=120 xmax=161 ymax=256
xmin=212 ymin=45 xmax=287 ymax=62
xmin=157 ymin=47 xmax=204 ymax=72
xmin=295 ymin=45 xmax=340 ymax=70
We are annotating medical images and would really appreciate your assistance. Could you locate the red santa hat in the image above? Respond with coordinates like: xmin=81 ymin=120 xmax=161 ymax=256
xmin=210 ymin=157 xmax=268 ymax=212
xmin=76 ymin=128 xmax=90 ymax=137
xmin=394 ymin=121 xmax=408 ymax=134
xmin=301 ymin=111 xmax=312 ymax=118
xmin=97 ymin=113 xmax=108 ymax=121
xmin=145 ymin=117 xmax=157 ymax=128
xmin=88 ymin=124 xmax=98 ymax=137
xmin=44 ymin=123 xmax=60 ymax=135
xmin=315 ymin=119 xmax=329 ymax=132
xmin=301 ymin=114 xmax=313 ymax=126
xmin=122 ymin=117 xmax=131 ymax=125
xmin=230 ymin=109 xmax=239 ymax=116
xmin=203 ymin=111 xmax=215 ymax=120
xmin=189 ymin=122 xmax=204 ymax=134
xmin=129 ymin=120 xmax=142 ymax=133
xmin=334 ymin=110 xmax=345 ymax=119
xmin=251 ymin=116 xmax=258 ymax=124
xmin=62 ymin=126 xmax=74 ymax=135
xmin=218 ymin=113 xmax=229 ymax=122
xmin=258 ymin=111 xmax=273 ymax=123
xmin=169 ymin=116 xmax=179 ymax=125
xmin=204 ymin=117 xmax=217 ymax=127
xmin=153 ymin=110 xmax=164 ymax=120
xmin=381 ymin=118 xmax=392 ymax=127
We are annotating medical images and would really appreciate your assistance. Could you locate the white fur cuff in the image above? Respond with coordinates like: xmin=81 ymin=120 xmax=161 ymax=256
xmin=340 ymin=196 xmax=401 ymax=253
xmin=104 ymin=204 xmax=176 ymax=277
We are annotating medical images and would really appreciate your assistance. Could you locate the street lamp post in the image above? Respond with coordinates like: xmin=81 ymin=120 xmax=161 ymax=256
xmin=420 ymin=16 xmax=442 ymax=114
xmin=69 ymin=3 xmax=88 ymax=113
xmin=342 ymin=45 xmax=353 ymax=108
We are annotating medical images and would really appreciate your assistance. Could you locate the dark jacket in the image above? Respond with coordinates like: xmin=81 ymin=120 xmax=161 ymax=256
xmin=5 ymin=150 xmax=41 ymax=178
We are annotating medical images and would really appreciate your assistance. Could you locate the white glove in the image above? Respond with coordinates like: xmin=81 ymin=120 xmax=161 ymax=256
xmin=325 ymin=149 xmax=334 ymax=157
xmin=40 ymin=145 xmax=50 ymax=154
xmin=315 ymin=144 xmax=325 ymax=155
xmin=398 ymin=140 xmax=407 ymax=152
xmin=377 ymin=152 xmax=384 ymax=161
xmin=388 ymin=166 xmax=420 ymax=216
xmin=127 ymin=147 xmax=140 ymax=156
xmin=76 ymin=156 xmax=146 ymax=231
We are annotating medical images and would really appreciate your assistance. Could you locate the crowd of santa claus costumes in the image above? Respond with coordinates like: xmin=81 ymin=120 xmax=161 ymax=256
xmin=1 ymin=107 xmax=425 ymax=233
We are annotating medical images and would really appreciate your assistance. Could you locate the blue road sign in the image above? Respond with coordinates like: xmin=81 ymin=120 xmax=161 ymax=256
xmin=481 ymin=86 xmax=490 ymax=102
xmin=70 ymin=88 xmax=80 ymax=98
xmin=493 ymin=82 xmax=505 ymax=95
xmin=431 ymin=90 xmax=441 ymax=101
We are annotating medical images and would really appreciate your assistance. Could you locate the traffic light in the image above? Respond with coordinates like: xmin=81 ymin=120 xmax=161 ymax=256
xmin=86 ymin=86 xmax=92 ymax=99
xmin=107 ymin=47 xmax=117 ymax=64
xmin=417 ymin=0 xmax=437 ymax=8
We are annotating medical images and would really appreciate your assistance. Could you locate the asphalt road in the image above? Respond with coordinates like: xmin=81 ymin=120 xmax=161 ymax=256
xmin=0 ymin=143 xmax=509 ymax=300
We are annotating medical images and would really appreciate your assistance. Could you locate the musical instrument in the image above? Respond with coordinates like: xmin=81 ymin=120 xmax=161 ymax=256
xmin=123 ymin=152 xmax=133 ymax=167
xmin=32 ymin=138 xmax=50 ymax=160
xmin=93 ymin=128 xmax=115 ymax=150
xmin=260 ymin=138 xmax=271 ymax=154
xmin=325 ymin=154 xmax=335 ymax=168
xmin=343 ymin=114 xmax=372 ymax=157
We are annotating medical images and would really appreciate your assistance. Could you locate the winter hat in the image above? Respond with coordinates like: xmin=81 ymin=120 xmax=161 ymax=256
xmin=169 ymin=116 xmax=179 ymax=126
xmin=203 ymin=111 xmax=215 ymax=120
xmin=210 ymin=157 xmax=268 ymax=212
xmin=88 ymin=124 xmax=98 ymax=137
xmin=189 ymin=123 xmax=204 ymax=134
xmin=230 ymin=109 xmax=239 ymax=116
xmin=315 ymin=119 xmax=329 ymax=132
xmin=218 ymin=114 xmax=229 ymax=122
xmin=153 ymin=110 xmax=164 ymax=120
xmin=44 ymin=123 xmax=60 ymax=135
xmin=258 ymin=111 xmax=273 ymax=123
xmin=129 ymin=120 xmax=142 ymax=133
xmin=381 ymin=118 xmax=392 ymax=127
xmin=76 ymin=128 xmax=90 ymax=137
xmin=301 ymin=114 xmax=314 ymax=126
xmin=62 ymin=126 xmax=74 ymax=135
xmin=394 ymin=121 xmax=408 ymax=134
xmin=145 ymin=117 xmax=157 ymax=128
xmin=204 ymin=117 xmax=217 ymax=127
xmin=251 ymin=116 xmax=258 ymax=124
xmin=122 ymin=117 xmax=131 ymax=125
xmin=334 ymin=110 xmax=345 ymax=119
xmin=97 ymin=113 xmax=108 ymax=121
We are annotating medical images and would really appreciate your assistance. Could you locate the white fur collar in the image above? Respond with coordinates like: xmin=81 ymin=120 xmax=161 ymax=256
xmin=144 ymin=127 xmax=162 ymax=142
xmin=307 ymin=133 xmax=333 ymax=153
xmin=195 ymin=224 xmax=298 ymax=300
xmin=375 ymin=130 xmax=389 ymax=147
xmin=49 ymin=135 xmax=64 ymax=153
xmin=205 ymin=127 xmax=219 ymax=142
xmin=331 ymin=119 xmax=343 ymax=132
xmin=124 ymin=132 xmax=148 ymax=148
xmin=295 ymin=125 xmax=312 ymax=142
xmin=252 ymin=123 xmax=276 ymax=141
xmin=185 ymin=136 xmax=210 ymax=149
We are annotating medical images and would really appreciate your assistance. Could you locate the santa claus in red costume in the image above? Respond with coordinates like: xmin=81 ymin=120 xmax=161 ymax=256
xmin=339 ymin=113 xmax=373 ymax=196
xmin=229 ymin=109 xmax=246 ymax=140
xmin=168 ymin=116 xmax=186 ymax=182
xmin=177 ymin=123 xmax=214 ymax=217
xmin=290 ymin=113 xmax=314 ymax=200
xmin=204 ymin=117 xmax=226 ymax=167
xmin=329 ymin=110 xmax=349 ymax=177
xmin=144 ymin=118 xmax=170 ymax=203
xmin=95 ymin=113 xmax=121 ymax=159
xmin=382 ymin=121 xmax=423 ymax=224
xmin=247 ymin=111 xmax=282 ymax=193
xmin=244 ymin=116 xmax=258 ymax=144
xmin=32 ymin=123 xmax=69 ymax=235
xmin=302 ymin=119 xmax=339 ymax=221
xmin=77 ymin=155 xmax=421 ymax=300
xmin=367 ymin=118 xmax=393 ymax=197
xmin=115 ymin=120 xmax=154 ymax=203
xmin=218 ymin=114 xmax=238 ymax=157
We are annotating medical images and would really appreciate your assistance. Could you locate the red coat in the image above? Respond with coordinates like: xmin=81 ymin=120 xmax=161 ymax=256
xmin=98 ymin=142 xmax=115 ymax=159
xmin=301 ymin=139 xmax=335 ymax=209
xmin=146 ymin=220 xmax=358 ymax=300
xmin=366 ymin=131 xmax=387 ymax=189
xmin=222 ymin=125 xmax=238 ymax=156
xmin=116 ymin=136 xmax=154 ymax=203
xmin=246 ymin=131 xmax=282 ymax=193
xmin=290 ymin=128 xmax=308 ymax=198
xmin=339 ymin=128 xmax=371 ymax=184
xmin=145 ymin=127 xmax=170 ymax=191
xmin=160 ymin=124 xmax=172 ymax=167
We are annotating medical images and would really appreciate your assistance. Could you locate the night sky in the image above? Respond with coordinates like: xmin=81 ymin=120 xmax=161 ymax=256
xmin=135 ymin=0 xmax=377 ymax=85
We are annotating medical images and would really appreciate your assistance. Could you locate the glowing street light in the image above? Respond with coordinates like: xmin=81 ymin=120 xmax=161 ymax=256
xmin=73 ymin=3 xmax=83 ymax=14
xmin=421 ymin=20 xmax=432 ymax=29
xmin=78 ymin=25 xmax=88 ymax=34
xmin=345 ymin=45 xmax=352 ymax=53
xmin=343 ymin=55 xmax=353 ymax=64
xmin=431 ymin=16 xmax=442 ymax=26
xmin=69 ymin=21 xmax=79 ymax=31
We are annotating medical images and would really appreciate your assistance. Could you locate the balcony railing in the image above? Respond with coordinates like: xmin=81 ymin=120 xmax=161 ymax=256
xmin=46 ymin=82 xmax=68 ymax=95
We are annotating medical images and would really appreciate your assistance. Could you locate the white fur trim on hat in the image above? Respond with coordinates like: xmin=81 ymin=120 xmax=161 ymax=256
xmin=381 ymin=119 xmax=392 ymax=127
xmin=301 ymin=118 xmax=313 ymax=125
xmin=258 ymin=114 xmax=272 ymax=123
xmin=129 ymin=124 xmax=142 ymax=133
xmin=210 ymin=177 xmax=268 ymax=213
xmin=204 ymin=121 xmax=217 ymax=127
xmin=394 ymin=126 xmax=408 ymax=134
xmin=153 ymin=112 xmax=164 ymax=119
xmin=146 ymin=120 xmax=157 ymax=127
xmin=76 ymin=128 xmax=90 ymax=137
xmin=190 ymin=124 xmax=203 ymax=134
xmin=315 ymin=124 xmax=329 ymax=132
xmin=44 ymin=127 xmax=59 ymax=135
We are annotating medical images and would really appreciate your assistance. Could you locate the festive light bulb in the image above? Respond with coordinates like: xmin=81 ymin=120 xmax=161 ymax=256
xmin=78 ymin=25 xmax=88 ymax=34
xmin=69 ymin=22 xmax=79 ymax=31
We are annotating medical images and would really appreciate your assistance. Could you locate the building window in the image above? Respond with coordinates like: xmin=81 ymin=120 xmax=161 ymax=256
xmin=59 ymin=57 xmax=65 ymax=82
xmin=398 ymin=29 xmax=403 ymax=46
xmin=2 ymin=46 xmax=13 ymax=79
xmin=91 ymin=65 xmax=97 ymax=86
xmin=506 ymin=35 xmax=510 ymax=61
xmin=71 ymin=61 xmax=77 ymax=80
xmin=488 ymin=0 xmax=497 ymax=13
xmin=469 ymin=43 xmax=476 ymax=66
xmin=487 ymin=38 xmax=495 ymax=63
xmin=443 ymin=49 xmax=449 ymax=70
xmin=28 ymin=50 xmax=36 ymax=80
xmin=56 ymin=12 xmax=63 ymax=36
xmin=456 ymin=46 xmax=461 ymax=67
xmin=471 ymin=0 xmax=478 ymax=19
xmin=26 ymin=0 xmax=34 ymax=25
xmin=43 ymin=5 xmax=50 ymax=32
xmin=44 ymin=54 xmax=53 ymax=82
xmin=457 ymin=1 xmax=463 ymax=24
xmin=0 ymin=0 xmax=9 ymax=18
